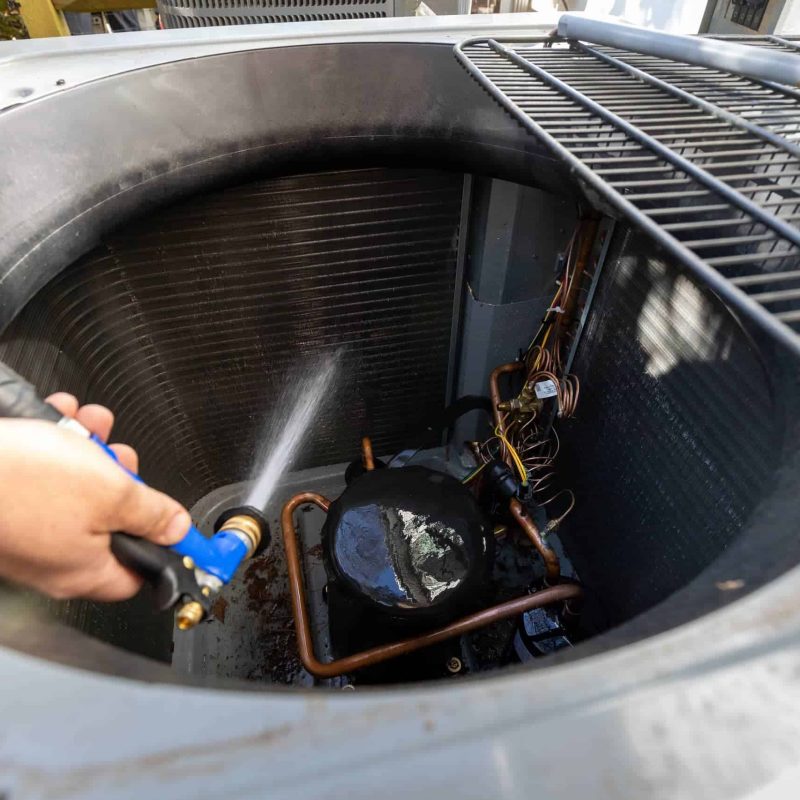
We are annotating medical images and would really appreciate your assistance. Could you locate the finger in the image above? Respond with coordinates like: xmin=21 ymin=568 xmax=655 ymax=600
xmin=113 ymin=481 xmax=192 ymax=546
xmin=109 ymin=443 xmax=138 ymax=474
xmin=45 ymin=392 xmax=79 ymax=418
xmin=75 ymin=404 xmax=114 ymax=442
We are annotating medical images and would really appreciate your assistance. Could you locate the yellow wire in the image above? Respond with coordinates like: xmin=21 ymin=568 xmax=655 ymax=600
xmin=494 ymin=425 xmax=528 ymax=486
xmin=461 ymin=461 xmax=488 ymax=484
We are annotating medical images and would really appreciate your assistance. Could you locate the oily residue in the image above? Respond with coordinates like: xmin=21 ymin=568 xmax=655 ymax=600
xmin=212 ymin=596 xmax=229 ymax=624
xmin=246 ymin=573 xmax=270 ymax=612
xmin=245 ymin=555 xmax=280 ymax=614
xmin=242 ymin=553 xmax=305 ymax=684
xmin=258 ymin=628 xmax=301 ymax=685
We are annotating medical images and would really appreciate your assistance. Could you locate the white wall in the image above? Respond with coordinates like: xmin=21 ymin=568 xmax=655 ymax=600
xmin=776 ymin=0 xmax=800 ymax=33
xmin=535 ymin=0 xmax=712 ymax=33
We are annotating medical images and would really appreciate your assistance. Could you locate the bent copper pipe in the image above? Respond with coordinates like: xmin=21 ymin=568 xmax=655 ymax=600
xmin=282 ymin=492 xmax=582 ymax=679
xmin=490 ymin=362 xmax=561 ymax=580
xmin=510 ymin=499 xmax=561 ymax=583
xmin=489 ymin=361 xmax=525 ymax=433
xmin=361 ymin=436 xmax=375 ymax=471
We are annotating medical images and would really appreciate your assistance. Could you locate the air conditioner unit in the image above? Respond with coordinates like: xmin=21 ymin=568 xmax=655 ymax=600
xmin=0 ymin=13 xmax=799 ymax=799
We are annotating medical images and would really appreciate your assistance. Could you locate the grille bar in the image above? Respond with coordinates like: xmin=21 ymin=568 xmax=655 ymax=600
xmin=769 ymin=35 xmax=800 ymax=54
xmin=577 ymin=42 xmax=800 ymax=160
xmin=455 ymin=36 xmax=800 ymax=356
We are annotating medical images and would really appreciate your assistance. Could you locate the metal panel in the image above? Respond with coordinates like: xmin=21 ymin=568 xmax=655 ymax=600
xmin=467 ymin=177 xmax=577 ymax=304
xmin=0 ymin=17 xmax=561 ymax=112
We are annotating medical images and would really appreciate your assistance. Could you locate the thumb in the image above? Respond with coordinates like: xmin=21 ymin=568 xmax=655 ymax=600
xmin=112 ymin=481 xmax=192 ymax=545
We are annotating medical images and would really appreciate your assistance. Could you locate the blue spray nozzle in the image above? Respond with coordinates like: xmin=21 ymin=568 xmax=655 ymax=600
xmin=170 ymin=528 xmax=249 ymax=584
xmin=90 ymin=434 xmax=250 ymax=584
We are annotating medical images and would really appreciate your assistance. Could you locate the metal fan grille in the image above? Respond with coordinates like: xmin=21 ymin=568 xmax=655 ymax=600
xmin=455 ymin=36 xmax=800 ymax=357
xmin=157 ymin=0 xmax=391 ymax=28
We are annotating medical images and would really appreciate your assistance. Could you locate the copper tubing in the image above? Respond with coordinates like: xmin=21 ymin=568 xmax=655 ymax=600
xmin=283 ymin=492 xmax=332 ymax=675
xmin=560 ymin=374 xmax=580 ymax=419
xmin=361 ymin=437 xmax=375 ymax=471
xmin=490 ymin=362 xmax=561 ymax=580
xmin=510 ymin=499 xmax=561 ymax=583
xmin=489 ymin=362 xmax=525 ymax=433
xmin=558 ymin=218 xmax=599 ymax=342
xmin=282 ymin=492 xmax=582 ymax=679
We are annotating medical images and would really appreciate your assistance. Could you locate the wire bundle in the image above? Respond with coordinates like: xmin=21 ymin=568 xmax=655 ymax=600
xmin=470 ymin=219 xmax=597 ymax=528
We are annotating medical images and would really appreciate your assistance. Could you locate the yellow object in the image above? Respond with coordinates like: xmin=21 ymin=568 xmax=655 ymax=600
xmin=18 ymin=0 xmax=69 ymax=38
xmin=176 ymin=601 xmax=204 ymax=631
xmin=461 ymin=461 xmax=488 ymax=485
xmin=494 ymin=425 xmax=528 ymax=486
xmin=19 ymin=0 xmax=156 ymax=38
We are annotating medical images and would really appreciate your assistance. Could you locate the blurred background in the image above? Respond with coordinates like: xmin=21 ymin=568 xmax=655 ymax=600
xmin=3 ymin=0 xmax=800 ymax=41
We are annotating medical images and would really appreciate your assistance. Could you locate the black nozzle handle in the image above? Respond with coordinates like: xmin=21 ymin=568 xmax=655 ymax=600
xmin=0 ymin=361 xmax=62 ymax=423
xmin=111 ymin=532 xmax=209 ymax=613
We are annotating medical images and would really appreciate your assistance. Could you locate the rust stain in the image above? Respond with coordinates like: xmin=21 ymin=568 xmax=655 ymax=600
xmin=212 ymin=595 xmax=228 ymax=624
xmin=246 ymin=574 xmax=271 ymax=612
xmin=244 ymin=558 xmax=263 ymax=579
xmin=254 ymin=628 xmax=302 ymax=685
xmin=306 ymin=543 xmax=323 ymax=558
xmin=240 ymin=552 xmax=302 ymax=683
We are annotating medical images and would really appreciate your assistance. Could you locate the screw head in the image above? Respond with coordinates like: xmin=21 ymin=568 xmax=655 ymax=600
xmin=446 ymin=657 xmax=462 ymax=674
xmin=182 ymin=556 xmax=195 ymax=570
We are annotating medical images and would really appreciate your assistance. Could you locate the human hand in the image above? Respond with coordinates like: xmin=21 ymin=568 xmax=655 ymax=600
xmin=0 ymin=393 xmax=191 ymax=601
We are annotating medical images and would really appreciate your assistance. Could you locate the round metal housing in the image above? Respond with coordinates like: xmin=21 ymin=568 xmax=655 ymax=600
xmin=322 ymin=466 xmax=494 ymax=623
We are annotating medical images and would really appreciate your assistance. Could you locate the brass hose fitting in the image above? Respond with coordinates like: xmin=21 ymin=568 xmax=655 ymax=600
xmin=218 ymin=514 xmax=263 ymax=558
xmin=176 ymin=601 xmax=204 ymax=631
xmin=214 ymin=504 xmax=270 ymax=560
